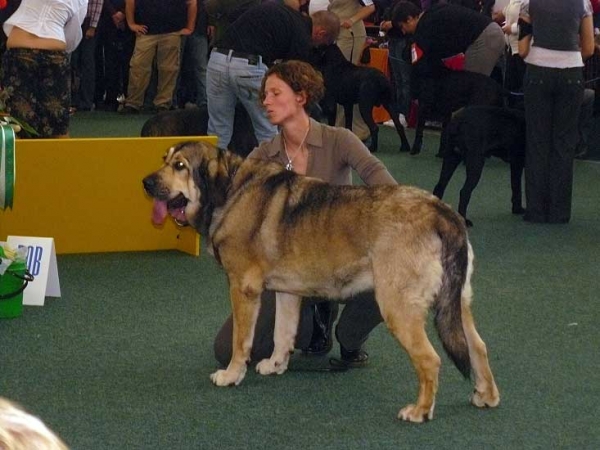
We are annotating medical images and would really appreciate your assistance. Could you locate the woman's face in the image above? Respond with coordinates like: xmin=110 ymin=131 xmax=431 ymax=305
xmin=262 ymin=74 xmax=306 ymax=125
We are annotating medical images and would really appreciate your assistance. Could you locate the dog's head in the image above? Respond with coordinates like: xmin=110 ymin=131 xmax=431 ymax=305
xmin=311 ymin=43 xmax=346 ymax=74
xmin=142 ymin=141 xmax=236 ymax=234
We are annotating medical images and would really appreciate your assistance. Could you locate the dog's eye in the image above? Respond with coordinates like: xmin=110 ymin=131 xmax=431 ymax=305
xmin=173 ymin=161 xmax=186 ymax=171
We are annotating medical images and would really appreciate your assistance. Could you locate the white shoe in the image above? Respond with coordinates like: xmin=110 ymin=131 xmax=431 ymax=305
xmin=383 ymin=119 xmax=395 ymax=127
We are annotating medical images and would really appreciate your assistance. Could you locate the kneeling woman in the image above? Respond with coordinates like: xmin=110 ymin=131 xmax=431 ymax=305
xmin=214 ymin=60 xmax=397 ymax=368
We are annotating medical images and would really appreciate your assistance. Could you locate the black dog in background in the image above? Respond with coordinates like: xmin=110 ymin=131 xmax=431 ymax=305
xmin=433 ymin=105 xmax=526 ymax=227
xmin=140 ymin=104 xmax=257 ymax=157
xmin=411 ymin=67 xmax=504 ymax=155
xmin=312 ymin=43 xmax=410 ymax=153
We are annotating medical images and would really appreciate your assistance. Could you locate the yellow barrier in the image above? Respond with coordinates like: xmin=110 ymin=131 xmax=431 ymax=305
xmin=0 ymin=136 xmax=216 ymax=255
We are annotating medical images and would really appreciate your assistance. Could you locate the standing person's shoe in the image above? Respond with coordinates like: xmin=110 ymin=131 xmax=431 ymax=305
xmin=119 ymin=105 xmax=140 ymax=115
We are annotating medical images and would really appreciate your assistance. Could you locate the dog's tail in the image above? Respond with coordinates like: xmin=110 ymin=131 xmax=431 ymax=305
xmin=433 ymin=207 xmax=472 ymax=379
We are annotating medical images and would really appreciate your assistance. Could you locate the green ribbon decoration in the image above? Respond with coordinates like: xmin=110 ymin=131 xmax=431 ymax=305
xmin=0 ymin=124 xmax=16 ymax=210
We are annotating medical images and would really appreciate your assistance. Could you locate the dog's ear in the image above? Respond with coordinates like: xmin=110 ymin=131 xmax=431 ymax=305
xmin=192 ymin=154 xmax=232 ymax=234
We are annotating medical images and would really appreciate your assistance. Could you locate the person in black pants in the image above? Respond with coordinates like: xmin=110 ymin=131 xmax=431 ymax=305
xmin=94 ymin=0 xmax=135 ymax=111
xmin=518 ymin=0 xmax=594 ymax=223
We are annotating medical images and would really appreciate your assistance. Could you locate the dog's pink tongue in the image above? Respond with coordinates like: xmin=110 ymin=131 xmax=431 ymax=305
xmin=152 ymin=200 xmax=168 ymax=225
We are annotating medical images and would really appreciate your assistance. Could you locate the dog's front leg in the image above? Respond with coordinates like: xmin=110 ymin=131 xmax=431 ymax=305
xmin=256 ymin=292 xmax=301 ymax=376
xmin=210 ymin=285 xmax=261 ymax=387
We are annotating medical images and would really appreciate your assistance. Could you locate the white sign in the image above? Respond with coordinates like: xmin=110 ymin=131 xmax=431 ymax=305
xmin=6 ymin=236 xmax=61 ymax=306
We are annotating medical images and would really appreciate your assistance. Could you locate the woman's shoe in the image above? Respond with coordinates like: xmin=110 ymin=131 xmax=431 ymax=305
xmin=302 ymin=303 xmax=335 ymax=355
xmin=329 ymin=346 xmax=369 ymax=369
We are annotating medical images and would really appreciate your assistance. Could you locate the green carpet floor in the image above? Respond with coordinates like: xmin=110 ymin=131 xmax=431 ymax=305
xmin=1 ymin=112 xmax=599 ymax=449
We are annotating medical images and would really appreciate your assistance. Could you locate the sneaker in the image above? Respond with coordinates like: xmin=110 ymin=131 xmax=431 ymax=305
xmin=119 ymin=105 xmax=140 ymax=115
xmin=383 ymin=119 xmax=395 ymax=128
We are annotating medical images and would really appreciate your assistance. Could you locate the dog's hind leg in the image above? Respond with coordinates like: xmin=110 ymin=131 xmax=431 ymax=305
xmin=460 ymin=246 xmax=500 ymax=408
xmin=374 ymin=258 xmax=443 ymax=423
xmin=458 ymin=153 xmax=486 ymax=227
xmin=210 ymin=282 xmax=262 ymax=387
xmin=256 ymin=292 xmax=301 ymax=376
xmin=357 ymin=100 xmax=380 ymax=152
xmin=383 ymin=101 xmax=411 ymax=152
xmin=433 ymin=147 xmax=461 ymax=200
xmin=435 ymin=118 xmax=451 ymax=158
xmin=411 ymin=114 xmax=425 ymax=155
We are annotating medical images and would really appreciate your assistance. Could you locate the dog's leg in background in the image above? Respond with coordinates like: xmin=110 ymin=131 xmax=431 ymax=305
xmin=256 ymin=292 xmax=301 ymax=376
xmin=435 ymin=118 xmax=452 ymax=157
xmin=382 ymin=101 xmax=411 ymax=153
xmin=411 ymin=112 xmax=425 ymax=155
xmin=433 ymin=128 xmax=461 ymax=202
xmin=457 ymin=154 xmax=485 ymax=227
xmin=460 ymin=245 xmax=500 ymax=408
xmin=210 ymin=283 xmax=262 ymax=387
xmin=355 ymin=95 xmax=383 ymax=153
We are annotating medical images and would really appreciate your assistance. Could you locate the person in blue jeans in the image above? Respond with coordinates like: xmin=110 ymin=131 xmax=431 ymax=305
xmin=207 ymin=0 xmax=335 ymax=148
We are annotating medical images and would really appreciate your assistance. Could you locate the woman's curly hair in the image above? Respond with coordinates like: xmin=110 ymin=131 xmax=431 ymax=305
xmin=260 ymin=60 xmax=325 ymax=109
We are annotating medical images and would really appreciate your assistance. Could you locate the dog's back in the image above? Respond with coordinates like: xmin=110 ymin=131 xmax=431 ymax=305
xmin=315 ymin=44 xmax=391 ymax=107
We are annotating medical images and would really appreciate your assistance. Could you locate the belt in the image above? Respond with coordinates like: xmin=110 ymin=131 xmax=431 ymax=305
xmin=213 ymin=48 xmax=261 ymax=66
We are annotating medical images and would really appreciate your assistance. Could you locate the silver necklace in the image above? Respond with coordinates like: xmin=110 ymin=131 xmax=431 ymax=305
xmin=283 ymin=127 xmax=310 ymax=171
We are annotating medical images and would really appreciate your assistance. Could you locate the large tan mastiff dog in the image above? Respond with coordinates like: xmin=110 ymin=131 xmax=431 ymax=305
xmin=143 ymin=141 xmax=500 ymax=422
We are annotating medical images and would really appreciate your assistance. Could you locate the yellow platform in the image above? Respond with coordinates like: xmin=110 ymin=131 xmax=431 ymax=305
xmin=0 ymin=136 xmax=216 ymax=255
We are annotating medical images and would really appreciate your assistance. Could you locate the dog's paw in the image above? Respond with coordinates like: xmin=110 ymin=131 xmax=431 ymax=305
xmin=409 ymin=143 xmax=422 ymax=156
xmin=512 ymin=205 xmax=526 ymax=215
xmin=256 ymin=357 xmax=289 ymax=376
xmin=400 ymin=142 xmax=411 ymax=153
xmin=397 ymin=403 xmax=434 ymax=423
xmin=210 ymin=367 xmax=247 ymax=387
xmin=471 ymin=388 xmax=500 ymax=409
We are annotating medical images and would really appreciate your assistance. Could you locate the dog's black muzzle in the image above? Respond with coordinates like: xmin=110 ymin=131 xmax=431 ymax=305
xmin=142 ymin=175 xmax=160 ymax=197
